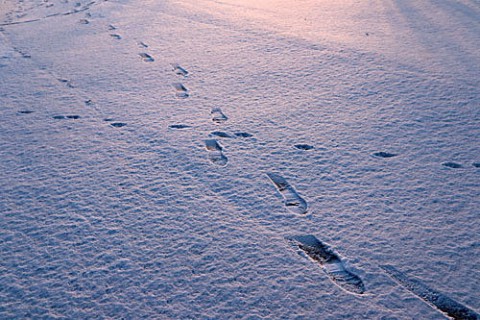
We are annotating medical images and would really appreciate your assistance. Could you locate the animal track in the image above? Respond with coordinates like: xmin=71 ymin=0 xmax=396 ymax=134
xmin=111 ymin=122 xmax=127 ymax=128
xmin=443 ymin=162 xmax=463 ymax=169
xmin=205 ymin=139 xmax=228 ymax=166
xmin=172 ymin=63 xmax=188 ymax=77
xmin=294 ymin=144 xmax=314 ymax=151
xmin=373 ymin=152 xmax=397 ymax=158
xmin=266 ymin=173 xmax=307 ymax=215
xmin=381 ymin=265 xmax=480 ymax=320
xmin=110 ymin=34 xmax=121 ymax=40
xmin=287 ymin=235 xmax=365 ymax=295
xmin=172 ymin=83 xmax=189 ymax=98
xmin=139 ymin=53 xmax=154 ymax=62
xmin=211 ymin=108 xmax=228 ymax=123
xmin=168 ymin=124 xmax=191 ymax=130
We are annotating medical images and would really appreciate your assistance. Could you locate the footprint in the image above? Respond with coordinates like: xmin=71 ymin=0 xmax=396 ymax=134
xmin=294 ymin=144 xmax=314 ymax=151
xmin=58 ymin=78 xmax=74 ymax=88
xmin=18 ymin=110 xmax=34 ymax=114
xmin=381 ymin=265 xmax=480 ymax=320
xmin=209 ymin=131 xmax=234 ymax=138
xmin=172 ymin=83 xmax=189 ymax=98
xmin=85 ymin=99 xmax=93 ymax=106
xmin=111 ymin=122 xmax=127 ymax=128
xmin=172 ymin=63 xmax=188 ymax=77
xmin=205 ymin=139 xmax=228 ymax=166
xmin=266 ymin=173 xmax=307 ymax=215
xmin=139 ymin=53 xmax=154 ymax=62
xmin=211 ymin=107 xmax=228 ymax=123
xmin=66 ymin=115 xmax=80 ymax=119
xmin=473 ymin=163 xmax=480 ymax=168
xmin=53 ymin=115 xmax=66 ymax=120
xmin=234 ymin=132 xmax=253 ymax=138
xmin=168 ymin=124 xmax=191 ymax=130
xmin=443 ymin=162 xmax=463 ymax=169
xmin=108 ymin=24 xmax=117 ymax=30
xmin=373 ymin=152 xmax=397 ymax=158
xmin=79 ymin=18 xmax=89 ymax=24
xmin=110 ymin=34 xmax=122 ymax=40
xmin=138 ymin=41 xmax=148 ymax=48
xmin=287 ymin=235 xmax=365 ymax=295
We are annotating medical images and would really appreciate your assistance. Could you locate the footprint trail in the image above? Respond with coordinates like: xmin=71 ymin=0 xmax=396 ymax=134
xmin=288 ymin=235 xmax=365 ymax=295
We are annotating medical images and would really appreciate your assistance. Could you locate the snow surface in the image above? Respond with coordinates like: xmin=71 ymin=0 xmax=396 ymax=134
xmin=1 ymin=0 xmax=479 ymax=319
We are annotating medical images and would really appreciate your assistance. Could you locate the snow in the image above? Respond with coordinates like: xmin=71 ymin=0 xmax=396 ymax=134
xmin=1 ymin=0 xmax=479 ymax=319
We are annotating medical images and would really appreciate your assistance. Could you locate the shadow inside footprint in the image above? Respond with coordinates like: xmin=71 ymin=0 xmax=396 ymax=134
xmin=18 ymin=110 xmax=34 ymax=114
xmin=473 ymin=163 xmax=480 ymax=168
xmin=172 ymin=63 xmax=188 ymax=77
xmin=288 ymin=235 xmax=365 ymax=295
xmin=169 ymin=124 xmax=191 ymax=130
xmin=442 ymin=162 xmax=463 ymax=169
xmin=111 ymin=122 xmax=127 ymax=128
xmin=373 ymin=152 xmax=397 ymax=158
xmin=66 ymin=115 xmax=80 ymax=119
xmin=210 ymin=131 xmax=234 ymax=138
xmin=139 ymin=53 xmax=154 ymax=62
xmin=53 ymin=115 xmax=66 ymax=119
xmin=172 ymin=83 xmax=189 ymax=98
xmin=234 ymin=132 xmax=253 ymax=138
xmin=205 ymin=139 xmax=228 ymax=166
xmin=211 ymin=107 xmax=228 ymax=123
xmin=294 ymin=144 xmax=314 ymax=151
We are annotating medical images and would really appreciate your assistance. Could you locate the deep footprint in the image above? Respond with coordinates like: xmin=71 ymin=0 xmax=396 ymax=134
xmin=211 ymin=107 xmax=228 ymax=123
xmin=288 ymin=235 xmax=365 ymax=295
xmin=473 ymin=163 xmax=480 ymax=168
xmin=381 ymin=265 xmax=480 ymax=320
xmin=139 ymin=53 xmax=154 ymax=62
xmin=266 ymin=172 xmax=307 ymax=215
xmin=443 ymin=162 xmax=463 ymax=169
xmin=205 ymin=139 xmax=228 ymax=166
xmin=373 ymin=152 xmax=397 ymax=158
xmin=172 ymin=63 xmax=188 ymax=77
xmin=294 ymin=144 xmax=314 ymax=151
xmin=172 ymin=83 xmax=189 ymax=98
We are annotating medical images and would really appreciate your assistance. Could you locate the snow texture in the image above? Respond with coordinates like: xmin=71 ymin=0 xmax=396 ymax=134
xmin=1 ymin=0 xmax=479 ymax=319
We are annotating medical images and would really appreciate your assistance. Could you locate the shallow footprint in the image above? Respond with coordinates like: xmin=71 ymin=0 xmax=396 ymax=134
xmin=110 ymin=34 xmax=122 ymax=40
xmin=172 ymin=63 xmax=188 ymax=77
xmin=234 ymin=132 xmax=253 ymax=138
xmin=172 ymin=83 xmax=189 ymax=98
xmin=287 ymin=235 xmax=365 ymax=295
xmin=18 ymin=110 xmax=34 ymax=114
xmin=209 ymin=131 xmax=234 ymax=138
xmin=139 ymin=53 xmax=154 ymax=62
xmin=211 ymin=107 xmax=228 ymax=123
xmin=266 ymin=172 xmax=307 ymax=215
xmin=205 ymin=139 xmax=228 ymax=166
xmin=443 ymin=162 xmax=463 ymax=169
xmin=381 ymin=265 xmax=480 ymax=320
xmin=373 ymin=152 xmax=397 ymax=158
